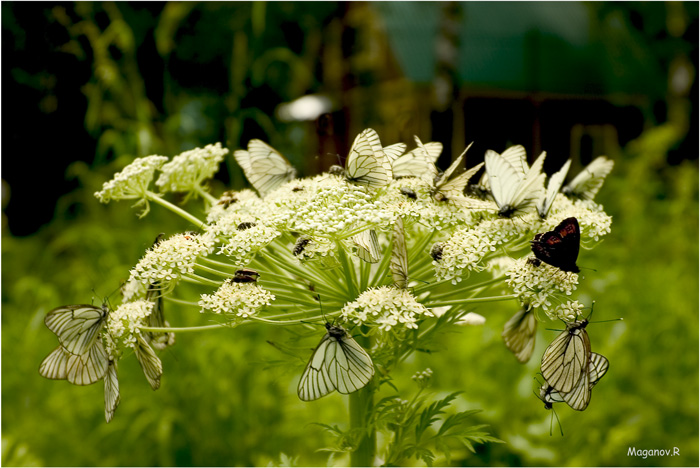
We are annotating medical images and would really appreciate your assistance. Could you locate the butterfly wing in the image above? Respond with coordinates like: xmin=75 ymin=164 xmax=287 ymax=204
xmin=135 ymin=334 xmax=163 ymax=390
xmin=502 ymin=151 xmax=546 ymax=217
xmin=352 ymin=229 xmax=382 ymax=263
xmin=390 ymin=218 xmax=409 ymax=289
xmin=39 ymin=346 xmax=70 ymax=380
xmin=537 ymin=159 xmax=571 ymax=218
xmin=345 ymin=128 xmax=391 ymax=188
xmin=392 ymin=139 xmax=440 ymax=180
xmin=45 ymin=304 xmax=108 ymax=356
xmin=540 ymin=320 xmax=591 ymax=393
xmin=246 ymin=140 xmax=297 ymax=196
xmin=500 ymin=145 xmax=528 ymax=176
xmin=485 ymin=150 xmax=522 ymax=210
xmin=146 ymin=285 xmax=175 ymax=350
xmin=66 ymin=339 xmax=109 ymax=386
xmin=587 ymin=351 xmax=609 ymax=387
xmin=531 ymin=217 xmax=580 ymax=272
xmin=382 ymin=143 xmax=407 ymax=163
xmin=502 ymin=307 xmax=537 ymax=363
xmin=563 ymin=156 xmax=614 ymax=200
xmin=326 ymin=333 xmax=375 ymax=395
xmin=298 ymin=333 xmax=336 ymax=401
xmin=104 ymin=360 xmax=120 ymax=423
xmin=233 ymin=149 xmax=253 ymax=174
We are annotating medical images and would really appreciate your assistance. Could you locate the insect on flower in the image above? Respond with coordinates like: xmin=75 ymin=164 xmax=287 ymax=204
xmin=400 ymin=187 xmax=418 ymax=200
xmin=237 ymin=222 xmax=257 ymax=231
xmin=293 ymin=238 xmax=311 ymax=256
xmin=230 ymin=268 xmax=261 ymax=283
xmin=531 ymin=217 xmax=580 ymax=273
xmin=539 ymin=352 xmax=609 ymax=411
xmin=430 ymin=242 xmax=445 ymax=262
xmin=540 ymin=316 xmax=591 ymax=394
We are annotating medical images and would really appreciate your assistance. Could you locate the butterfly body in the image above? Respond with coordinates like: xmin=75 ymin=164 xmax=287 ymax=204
xmin=531 ymin=217 xmax=580 ymax=273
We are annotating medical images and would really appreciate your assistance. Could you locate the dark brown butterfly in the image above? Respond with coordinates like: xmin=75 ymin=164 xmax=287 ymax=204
xmin=531 ymin=217 xmax=580 ymax=273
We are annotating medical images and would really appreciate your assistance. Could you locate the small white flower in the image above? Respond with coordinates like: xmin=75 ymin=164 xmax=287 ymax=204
xmin=547 ymin=300 xmax=585 ymax=322
xmin=95 ymin=155 xmax=168 ymax=204
xmin=198 ymin=281 xmax=275 ymax=321
xmin=156 ymin=143 xmax=229 ymax=195
xmin=341 ymin=287 xmax=433 ymax=337
xmin=505 ymin=257 xmax=579 ymax=310
xmin=106 ymin=300 xmax=153 ymax=349
xmin=129 ymin=233 xmax=214 ymax=291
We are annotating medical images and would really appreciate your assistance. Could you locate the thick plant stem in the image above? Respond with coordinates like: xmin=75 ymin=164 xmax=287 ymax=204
xmin=350 ymin=332 xmax=375 ymax=467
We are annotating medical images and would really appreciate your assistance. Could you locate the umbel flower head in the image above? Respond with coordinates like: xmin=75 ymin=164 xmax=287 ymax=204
xmin=198 ymin=280 xmax=275 ymax=322
xmin=106 ymin=299 xmax=154 ymax=350
xmin=505 ymin=256 xmax=579 ymax=314
xmin=156 ymin=143 xmax=229 ymax=196
xmin=95 ymin=155 xmax=169 ymax=214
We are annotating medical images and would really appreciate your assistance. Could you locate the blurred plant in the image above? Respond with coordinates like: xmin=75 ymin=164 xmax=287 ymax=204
xmin=38 ymin=127 xmax=616 ymax=466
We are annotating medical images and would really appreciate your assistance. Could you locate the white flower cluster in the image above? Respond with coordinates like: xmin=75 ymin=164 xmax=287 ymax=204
xmin=206 ymin=189 xmax=260 ymax=223
xmin=411 ymin=368 xmax=433 ymax=388
xmin=292 ymin=236 xmax=340 ymax=270
xmin=106 ymin=300 xmax=153 ymax=349
xmin=198 ymin=281 xmax=275 ymax=320
xmin=129 ymin=233 xmax=214 ymax=291
xmin=546 ymin=299 xmax=585 ymax=322
xmin=341 ymin=286 xmax=434 ymax=333
xmin=208 ymin=212 xmax=281 ymax=264
xmin=505 ymin=257 xmax=579 ymax=310
xmin=156 ymin=143 xmax=229 ymax=195
xmin=95 ymin=155 xmax=168 ymax=203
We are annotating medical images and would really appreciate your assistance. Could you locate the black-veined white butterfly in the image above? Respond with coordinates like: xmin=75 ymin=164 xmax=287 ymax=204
xmin=390 ymin=136 xmax=442 ymax=180
xmin=473 ymin=145 xmax=527 ymax=196
xmin=429 ymin=142 xmax=484 ymax=205
xmin=485 ymin=149 xmax=546 ymax=217
xmin=540 ymin=317 xmax=590 ymax=393
xmin=145 ymin=283 xmax=175 ymax=350
xmin=537 ymin=159 xmax=571 ymax=218
xmin=104 ymin=360 xmax=120 ymax=423
xmin=39 ymin=339 xmax=109 ymax=386
xmin=298 ymin=322 xmax=374 ymax=401
xmin=502 ymin=306 xmax=537 ymax=363
xmin=351 ymin=229 xmax=382 ymax=263
xmin=390 ymin=217 xmax=409 ymax=289
xmin=381 ymin=142 xmax=408 ymax=164
xmin=44 ymin=303 xmax=109 ymax=356
xmin=330 ymin=128 xmax=392 ymax=189
xmin=135 ymin=334 xmax=163 ymax=390
xmin=562 ymin=156 xmax=614 ymax=200
xmin=234 ymin=140 xmax=297 ymax=197
xmin=540 ymin=352 xmax=609 ymax=411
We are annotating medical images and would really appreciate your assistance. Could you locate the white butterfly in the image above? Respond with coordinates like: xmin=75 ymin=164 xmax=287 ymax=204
xmin=298 ymin=323 xmax=375 ymax=401
xmin=390 ymin=136 xmax=442 ymax=180
xmin=39 ymin=340 xmax=109 ymax=386
xmin=351 ymin=229 xmax=382 ymax=263
xmin=331 ymin=128 xmax=392 ymax=189
xmin=44 ymin=303 xmax=109 ymax=356
xmin=540 ymin=318 xmax=590 ymax=393
xmin=390 ymin=217 xmax=409 ymax=289
xmin=475 ymin=145 xmax=527 ymax=194
xmin=135 ymin=334 xmax=163 ymax=391
xmin=234 ymin=140 xmax=297 ymax=197
xmin=502 ymin=306 xmax=537 ymax=363
xmin=540 ymin=352 xmax=609 ymax=411
xmin=562 ymin=156 xmax=614 ymax=200
xmin=485 ymin=149 xmax=546 ymax=217
xmin=430 ymin=142 xmax=484 ymax=205
xmin=104 ymin=360 xmax=120 ymax=423
xmin=537 ymin=159 xmax=571 ymax=218
xmin=145 ymin=284 xmax=175 ymax=350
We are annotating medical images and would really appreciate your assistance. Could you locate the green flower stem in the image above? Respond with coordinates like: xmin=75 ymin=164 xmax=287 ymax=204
xmin=407 ymin=229 xmax=436 ymax=264
xmin=139 ymin=324 xmax=232 ymax=333
xmin=195 ymin=262 xmax=231 ymax=278
xmin=199 ymin=256 xmax=238 ymax=270
xmin=368 ymin=247 xmax=393 ymax=287
xmin=268 ymin=293 xmax=324 ymax=308
xmin=146 ymin=190 xmax=206 ymax=228
xmin=423 ymin=294 xmax=518 ymax=307
xmin=350 ymin=331 xmax=376 ymax=467
xmin=195 ymin=185 xmax=218 ymax=205
xmin=183 ymin=273 xmax=221 ymax=286
xmin=426 ymin=276 xmax=505 ymax=301
xmin=164 ymin=297 xmax=200 ymax=306
xmin=336 ymin=243 xmax=359 ymax=297
xmin=249 ymin=311 xmax=341 ymax=325
xmin=261 ymin=244 xmax=332 ymax=291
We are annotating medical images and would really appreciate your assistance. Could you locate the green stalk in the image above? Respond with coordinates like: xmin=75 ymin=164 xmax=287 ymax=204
xmin=146 ymin=191 xmax=206 ymax=228
xmin=350 ymin=331 xmax=376 ymax=467
xmin=423 ymin=294 xmax=518 ymax=307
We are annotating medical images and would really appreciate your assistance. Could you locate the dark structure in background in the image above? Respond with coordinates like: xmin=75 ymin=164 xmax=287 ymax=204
xmin=2 ymin=2 xmax=697 ymax=236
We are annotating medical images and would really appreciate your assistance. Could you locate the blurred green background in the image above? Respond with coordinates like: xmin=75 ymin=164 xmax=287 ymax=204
xmin=2 ymin=2 xmax=698 ymax=466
